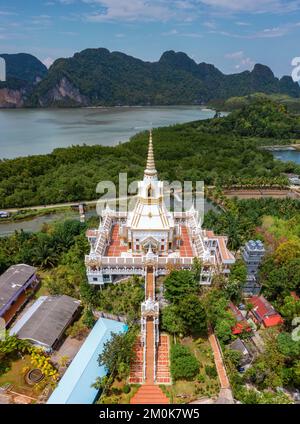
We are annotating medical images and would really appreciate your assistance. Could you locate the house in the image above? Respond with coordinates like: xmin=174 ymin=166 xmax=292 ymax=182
xmin=47 ymin=318 xmax=127 ymax=404
xmin=229 ymin=338 xmax=252 ymax=366
xmin=228 ymin=302 xmax=252 ymax=335
xmin=248 ymin=295 xmax=283 ymax=328
xmin=0 ymin=264 xmax=38 ymax=327
xmin=10 ymin=295 xmax=81 ymax=351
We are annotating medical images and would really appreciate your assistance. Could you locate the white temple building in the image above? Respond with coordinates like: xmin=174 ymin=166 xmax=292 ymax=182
xmin=85 ymin=131 xmax=235 ymax=286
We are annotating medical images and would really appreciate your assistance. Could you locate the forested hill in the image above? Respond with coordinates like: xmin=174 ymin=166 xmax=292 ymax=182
xmin=0 ymin=99 xmax=300 ymax=209
xmin=29 ymin=49 xmax=300 ymax=107
xmin=204 ymin=98 xmax=300 ymax=138
xmin=0 ymin=53 xmax=48 ymax=88
xmin=1 ymin=48 xmax=300 ymax=108
xmin=0 ymin=53 xmax=48 ymax=107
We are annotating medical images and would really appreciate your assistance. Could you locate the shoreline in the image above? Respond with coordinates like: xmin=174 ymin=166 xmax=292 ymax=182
xmin=262 ymin=143 xmax=300 ymax=151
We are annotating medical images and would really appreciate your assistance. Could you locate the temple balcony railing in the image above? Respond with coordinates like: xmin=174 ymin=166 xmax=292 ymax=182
xmin=87 ymin=267 xmax=144 ymax=276
xmin=86 ymin=254 xmax=196 ymax=269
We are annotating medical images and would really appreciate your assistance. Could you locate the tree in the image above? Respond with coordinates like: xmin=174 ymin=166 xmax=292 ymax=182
xmin=164 ymin=270 xmax=198 ymax=304
xmin=275 ymin=240 xmax=300 ymax=265
xmin=192 ymin=257 xmax=202 ymax=281
xmin=170 ymin=344 xmax=199 ymax=381
xmin=245 ymin=302 xmax=254 ymax=319
xmin=83 ymin=307 xmax=96 ymax=329
xmin=279 ymin=295 xmax=300 ymax=328
xmin=202 ymin=288 xmax=230 ymax=327
xmin=98 ymin=328 xmax=137 ymax=380
xmin=277 ymin=333 xmax=300 ymax=358
xmin=31 ymin=233 xmax=59 ymax=268
xmin=215 ymin=317 xmax=235 ymax=343
xmin=176 ymin=295 xmax=207 ymax=335
xmin=161 ymin=305 xmax=185 ymax=337
xmin=261 ymin=257 xmax=300 ymax=301
xmin=225 ymin=348 xmax=242 ymax=368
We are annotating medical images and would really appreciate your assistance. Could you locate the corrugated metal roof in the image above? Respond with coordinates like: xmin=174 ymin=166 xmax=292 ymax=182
xmin=0 ymin=264 xmax=36 ymax=311
xmin=10 ymin=295 xmax=80 ymax=349
xmin=47 ymin=318 xmax=127 ymax=404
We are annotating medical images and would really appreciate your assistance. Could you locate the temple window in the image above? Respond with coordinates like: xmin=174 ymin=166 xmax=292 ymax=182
xmin=147 ymin=185 xmax=153 ymax=198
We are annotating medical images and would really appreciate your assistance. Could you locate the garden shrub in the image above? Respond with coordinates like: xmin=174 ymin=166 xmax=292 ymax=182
xmin=170 ymin=344 xmax=199 ymax=381
xmin=205 ymin=365 xmax=218 ymax=378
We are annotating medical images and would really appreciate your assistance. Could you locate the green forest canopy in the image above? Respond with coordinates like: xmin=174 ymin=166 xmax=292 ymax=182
xmin=0 ymin=98 xmax=300 ymax=208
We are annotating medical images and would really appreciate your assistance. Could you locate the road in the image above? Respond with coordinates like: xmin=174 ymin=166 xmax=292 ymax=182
xmin=2 ymin=195 xmax=138 ymax=213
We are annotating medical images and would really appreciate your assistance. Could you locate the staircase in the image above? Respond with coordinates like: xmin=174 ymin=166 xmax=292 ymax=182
xmin=156 ymin=335 xmax=171 ymax=384
xmin=145 ymin=319 xmax=154 ymax=384
xmin=130 ymin=385 xmax=169 ymax=404
xmin=130 ymin=266 xmax=170 ymax=404
xmin=129 ymin=337 xmax=144 ymax=384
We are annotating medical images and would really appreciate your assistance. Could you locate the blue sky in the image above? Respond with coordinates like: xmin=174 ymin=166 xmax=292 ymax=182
xmin=1 ymin=0 xmax=300 ymax=77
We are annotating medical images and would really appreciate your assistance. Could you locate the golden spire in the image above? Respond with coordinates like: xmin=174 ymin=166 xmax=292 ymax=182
xmin=144 ymin=130 xmax=157 ymax=178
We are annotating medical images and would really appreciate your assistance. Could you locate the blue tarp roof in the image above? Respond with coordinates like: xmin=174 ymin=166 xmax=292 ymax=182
xmin=47 ymin=318 xmax=127 ymax=404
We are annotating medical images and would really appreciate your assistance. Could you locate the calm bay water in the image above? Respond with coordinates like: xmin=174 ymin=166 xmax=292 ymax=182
xmin=272 ymin=150 xmax=300 ymax=164
xmin=0 ymin=106 xmax=215 ymax=159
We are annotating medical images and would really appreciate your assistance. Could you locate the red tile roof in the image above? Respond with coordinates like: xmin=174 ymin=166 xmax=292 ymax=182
xmin=249 ymin=295 xmax=283 ymax=328
xmin=264 ymin=315 xmax=283 ymax=328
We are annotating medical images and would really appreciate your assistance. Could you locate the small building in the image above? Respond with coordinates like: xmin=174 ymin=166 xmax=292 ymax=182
xmin=228 ymin=302 xmax=252 ymax=335
xmin=229 ymin=338 xmax=252 ymax=366
xmin=10 ymin=295 xmax=81 ymax=351
xmin=248 ymin=295 xmax=283 ymax=328
xmin=0 ymin=264 xmax=38 ymax=327
xmin=241 ymin=240 xmax=265 ymax=296
xmin=47 ymin=318 xmax=127 ymax=404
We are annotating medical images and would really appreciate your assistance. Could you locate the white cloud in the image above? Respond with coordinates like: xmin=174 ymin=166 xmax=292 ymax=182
xmin=83 ymin=0 xmax=175 ymax=22
xmin=203 ymin=21 xmax=216 ymax=28
xmin=162 ymin=29 xmax=179 ymax=36
xmin=225 ymin=50 xmax=254 ymax=70
xmin=225 ymin=50 xmax=244 ymax=59
xmin=235 ymin=21 xmax=251 ymax=26
xmin=162 ymin=28 xmax=202 ymax=38
xmin=0 ymin=11 xmax=17 ymax=16
xmin=181 ymin=32 xmax=203 ymax=38
xmin=199 ymin=0 xmax=300 ymax=13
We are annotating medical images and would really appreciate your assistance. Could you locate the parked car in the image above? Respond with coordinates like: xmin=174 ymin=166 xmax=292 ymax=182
xmin=0 ymin=211 xmax=10 ymax=219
